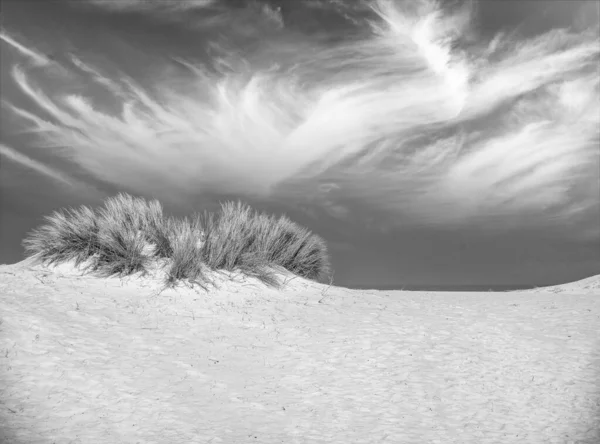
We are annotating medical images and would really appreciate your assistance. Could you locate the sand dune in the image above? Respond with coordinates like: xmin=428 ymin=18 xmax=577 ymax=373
xmin=1 ymin=260 xmax=599 ymax=444
xmin=522 ymin=275 xmax=600 ymax=295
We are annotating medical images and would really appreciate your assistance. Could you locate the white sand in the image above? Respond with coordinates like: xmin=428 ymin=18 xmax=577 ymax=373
xmin=1 ymin=259 xmax=599 ymax=444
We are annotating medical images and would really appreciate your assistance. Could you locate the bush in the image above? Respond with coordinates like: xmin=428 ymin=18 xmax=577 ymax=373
xmin=22 ymin=193 xmax=332 ymax=290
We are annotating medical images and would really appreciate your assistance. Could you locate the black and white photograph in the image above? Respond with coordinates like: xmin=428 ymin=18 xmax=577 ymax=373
xmin=1 ymin=0 xmax=599 ymax=442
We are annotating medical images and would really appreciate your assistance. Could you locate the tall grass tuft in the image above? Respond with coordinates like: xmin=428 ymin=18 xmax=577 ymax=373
xmin=22 ymin=193 xmax=332 ymax=290
xmin=91 ymin=193 xmax=167 ymax=276
xmin=258 ymin=214 xmax=331 ymax=282
xmin=92 ymin=223 xmax=151 ymax=277
xmin=164 ymin=215 xmax=212 ymax=290
xmin=199 ymin=201 xmax=330 ymax=286
xmin=200 ymin=202 xmax=264 ymax=270
xmin=22 ymin=205 xmax=100 ymax=267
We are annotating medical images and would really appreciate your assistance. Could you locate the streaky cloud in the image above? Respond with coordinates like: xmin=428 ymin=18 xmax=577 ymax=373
xmin=0 ymin=143 xmax=74 ymax=187
xmin=0 ymin=30 xmax=50 ymax=67
xmin=85 ymin=0 xmax=216 ymax=13
xmin=3 ymin=0 xmax=599 ymax=238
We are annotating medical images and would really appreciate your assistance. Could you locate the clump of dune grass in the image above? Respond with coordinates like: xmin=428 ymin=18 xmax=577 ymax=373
xmin=23 ymin=193 xmax=170 ymax=278
xmin=22 ymin=193 xmax=332 ymax=291
xmin=199 ymin=201 xmax=330 ymax=284
xmin=163 ymin=215 xmax=214 ymax=291
xmin=22 ymin=204 xmax=100 ymax=268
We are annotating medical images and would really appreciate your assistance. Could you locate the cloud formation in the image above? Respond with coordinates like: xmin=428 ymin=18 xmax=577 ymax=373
xmin=2 ymin=0 xmax=599 ymax=237
xmin=0 ymin=143 xmax=74 ymax=187
xmin=0 ymin=31 xmax=51 ymax=67
xmin=84 ymin=0 xmax=215 ymax=13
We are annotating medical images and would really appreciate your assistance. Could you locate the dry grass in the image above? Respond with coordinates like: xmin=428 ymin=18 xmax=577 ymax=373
xmin=22 ymin=193 xmax=332 ymax=291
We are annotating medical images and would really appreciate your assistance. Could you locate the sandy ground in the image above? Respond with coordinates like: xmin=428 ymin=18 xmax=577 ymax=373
xmin=1 ymin=259 xmax=599 ymax=444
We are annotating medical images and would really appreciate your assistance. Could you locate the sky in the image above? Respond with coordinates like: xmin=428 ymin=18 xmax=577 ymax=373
xmin=0 ymin=0 xmax=599 ymax=289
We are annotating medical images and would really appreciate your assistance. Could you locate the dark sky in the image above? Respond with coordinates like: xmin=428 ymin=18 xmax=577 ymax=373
xmin=1 ymin=0 xmax=599 ymax=289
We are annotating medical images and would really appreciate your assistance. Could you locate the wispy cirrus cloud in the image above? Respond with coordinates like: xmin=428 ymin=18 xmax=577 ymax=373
xmin=84 ymin=0 xmax=216 ymax=13
xmin=2 ymin=0 xmax=599 ymax=237
xmin=0 ymin=143 xmax=74 ymax=187
xmin=0 ymin=31 xmax=51 ymax=66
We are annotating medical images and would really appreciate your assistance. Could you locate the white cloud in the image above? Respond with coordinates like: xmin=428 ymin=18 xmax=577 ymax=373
xmin=3 ymin=0 xmax=599 ymax=236
xmin=85 ymin=0 xmax=215 ymax=12
xmin=0 ymin=143 xmax=74 ymax=186
xmin=0 ymin=31 xmax=50 ymax=67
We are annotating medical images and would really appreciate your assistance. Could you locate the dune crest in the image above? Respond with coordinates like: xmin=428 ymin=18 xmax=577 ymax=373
xmin=524 ymin=275 xmax=600 ymax=294
xmin=1 ymin=261 xmax=599 ymax=444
